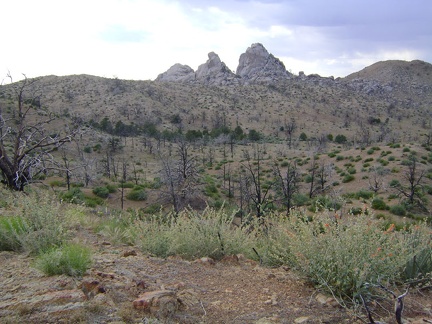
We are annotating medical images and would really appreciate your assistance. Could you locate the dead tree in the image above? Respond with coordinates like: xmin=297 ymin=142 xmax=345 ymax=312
xmin=159 ymin=139 xmax=199 ymax=214
xmin=274 ymin=161 xmax=300 ymax=215
xmin=241 ymin=147 xmax=274 ymax=218
xmin=391 ymin=157 xmax=426 ymax=208
xmin=0 ymin=73 xmax=77 ymax=190
xmin=284 ymin=118 xmax=297 ymax=149
xmin=368 ymin=165 xmax=387 ymax=194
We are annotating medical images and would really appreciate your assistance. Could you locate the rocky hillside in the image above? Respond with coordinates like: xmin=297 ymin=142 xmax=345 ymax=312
xmin=344 ymin=59 xmax=432 ymax=85
xmin=2 ymin=43 xmax=431 ymax=145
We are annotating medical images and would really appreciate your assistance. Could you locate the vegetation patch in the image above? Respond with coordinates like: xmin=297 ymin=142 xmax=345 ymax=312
xmin=35 ymin=243 xmax=92 ymax=276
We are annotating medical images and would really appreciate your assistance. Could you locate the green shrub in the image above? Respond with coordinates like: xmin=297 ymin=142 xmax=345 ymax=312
xmin=262 ymin=211 xmax=431 ymax=301
xmin=106 ymin=184 xmax=118 ymax=193
xmin=342 ymin=174 xmax=355 ymax=183
xmin=0 ymin=191 xmax=68 ymax=254
xmin=142 ymin=204 xmax=162 ymax=214
xmin=309 ymin=196 xmax=342 ymax=212
xmin=60 ymin=188 xmax=85 ymax=204
xmin=292 ymin=194 xmax=310 ymax=206
xmin=347 ymin=167 xmax=356 ymax=174
xmin=390 ymin=204 xmax=406 ymax=216
xmin=389 ymin=179 xmax=400 ymax=187
xmin=131 ymin=208 xmax=257 ymax=261
xmin=349 ymin=207 xmax=363 ymax=215
xmin=334 ymin=134 xmax=347 ymax=144
xmin=35 ymin=243 xmax=92 ymax=276
xmin=371 ymin=198 xmax=388 ymax=210
xmin=92 ymin=186 xmax=110 ymax=198
xmin=49 ymin=180 xmax=66 ymax=187
xmin=126 ymin=188 xmax=147 ymax=201
xmin=403 ymin=242 xmax=432 ymax=282
xmin=0 ymin=216 xmax=26 ymax=251
xmin=355 ymin=190 xmax=374 ymax=200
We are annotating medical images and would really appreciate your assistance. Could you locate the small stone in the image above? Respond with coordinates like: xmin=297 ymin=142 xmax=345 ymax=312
xmin=135 ymin=280 xmax=147 ymax=289
xmin=122 ymin=250 xmax=137 ymax=257
xmin=220 ymin=254 xmax=239 ymax=264
xmin=133 ymin=290 xmax=176 ymax=311
xmin=294 ymin=316 xmax=310 ymax=323
xmin=194 ymin=257 xmax=215 ymax=265
xmin=79 ymin=280 xmax=105 ymax=299
xmin=95 ymin=271 xmax=115 ymax=279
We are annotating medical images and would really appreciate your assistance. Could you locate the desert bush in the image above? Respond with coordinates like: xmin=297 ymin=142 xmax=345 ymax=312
xmin=126 ymin=188 xmax=147 ymax=201
xmin=60 ymin=188 xmax=85 ymax=204
xmin=106 ymin=184 xmax=118 ymax=193
xmin=335 ymin=134 xmax=347 ymax=144
xmin=390 ymin=204 xmax=407 ymax=216
xmin=168 ymin=208 xmax=258 ymax=260
xmin=130 ymin=213 xmax=172 ymax=258
xmin=342 ymin=174 xmax=355 ymax=183
xmin=93 ymin=186 xmax=110 ymax=198
xmin=355 ymin=190 xmax=374 ymax=200
xmin=97 ymin=212 xmax=136 ymax=245
xmin=292 ymin=193 xmax=310 ymax=206
xmin=403 ymin=229 xmax=432 ymax=282
xmin=49 ymin=180 xmax=66 ymax=187
xmin=0 ymin=191 xmax=68 ymax=254
xmin=309 ymin=196 xmax=342 ymax=212
xmin=131 ymin=208 xmax=258 ymax=261
xmin=35 ymin=243 xmax=92 ymax=276
xmin=261 ymin=210 xmax=431 ymax=302
xmin=371 ymin=198 xmax=388 ymax=210
xmin=0 ymin=216 xmax=26 ymax=251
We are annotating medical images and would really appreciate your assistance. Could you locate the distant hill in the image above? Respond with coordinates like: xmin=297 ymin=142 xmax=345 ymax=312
xmin=344 ymin=59 xmax=432 ymax=85
xmin=2 ymin=46 xmax=431 ymax=146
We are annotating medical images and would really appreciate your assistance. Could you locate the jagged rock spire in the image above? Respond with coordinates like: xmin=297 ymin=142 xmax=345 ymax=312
xmin=236 ymin=43 xmax=292 ymax=83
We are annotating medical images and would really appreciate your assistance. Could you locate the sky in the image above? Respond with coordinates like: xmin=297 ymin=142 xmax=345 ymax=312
xmin=1 ymin=0 xmax=431 ymax=82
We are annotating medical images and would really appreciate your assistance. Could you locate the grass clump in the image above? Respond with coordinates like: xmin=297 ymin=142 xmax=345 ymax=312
xmin=0 ymin=216 xmax=26 ymax=251
xmin=35 ymin=243 xmax=92 ymax=276
xmin=261 ymin=210 xmax=431 ymax=302
xmin=131 ymin=208 xmax=258 ymax=261
xmin=0 ymin=190 xmax=68 ymax=254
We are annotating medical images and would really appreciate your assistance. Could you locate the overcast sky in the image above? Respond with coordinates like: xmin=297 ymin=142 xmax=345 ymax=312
xmin=2 ymin=0 xmax=431 ymax=82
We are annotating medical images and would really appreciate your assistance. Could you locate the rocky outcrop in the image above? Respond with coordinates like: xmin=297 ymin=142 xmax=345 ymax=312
xmin=236 ymin=43 xmax=292 ymax=83
xmin=195 ymin=52 xmax=240 ymax=86
xmin=155 ymin=63 xmax=195 ymax=83
xmin=155 ymin=44 xmax=290 ymax=85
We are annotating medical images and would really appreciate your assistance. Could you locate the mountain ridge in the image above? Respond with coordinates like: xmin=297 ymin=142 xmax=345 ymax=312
xmin=155 ymin=42 xmax=432 ymax=87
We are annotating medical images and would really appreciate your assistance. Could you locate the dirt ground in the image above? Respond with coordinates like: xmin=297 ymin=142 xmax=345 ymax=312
xmin=0 ymin=228 xmax=431 ymax=324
